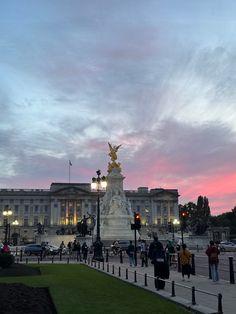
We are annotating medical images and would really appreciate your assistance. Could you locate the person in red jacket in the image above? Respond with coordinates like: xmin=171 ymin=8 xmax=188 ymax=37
xmin=205 ymin=240 xmax=220 ymax=283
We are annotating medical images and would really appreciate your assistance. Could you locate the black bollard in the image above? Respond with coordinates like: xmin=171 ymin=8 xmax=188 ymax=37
xmin=38 ymin=257 xmax=40 ymax=264
xmin=192 ymin=286 xmax=196 ymax=305
xmin=15 ymin=247 xmax=18 ymax=256
xmin=106 ymin=249 xmax=109 ymax=263
xmin=229 ymin=256 xmax=235 ymax=284
xmin=20 ymin=249 xmax=23 ymax=262
xmin=144 ymin=273 xmax=147 ymax=286
xmin=191 ymin=253 xmax=196 ymax=275
xmin=120 ymin=250 xmax=123 ymax=264
xmin=119 ymin=266 xmax=121 ymax=277
xmin=59 ymin=252 xmax=62 ymax=261
xmin=218 ymin=293 xmax=223 ymax=314
xmin=52 ymin=256 xmax=54 ymax=264
xmin=171 ymin=281 xmax=176 ymax=297
xmin=112 ymin=264 xmax=114 ymax=274
xmin=134 ymin=270 xmax=137 ymax=282
xmin=126 ymin=268 xmax=128 ymax=280
xmin=26 ymin=258 xmax=28 ymax=264
xmin=40 ymin=251 xmax=43 ymax=261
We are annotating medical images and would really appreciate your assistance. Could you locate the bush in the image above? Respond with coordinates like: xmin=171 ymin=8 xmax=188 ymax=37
xmin=0 ymin=253 xmax=15 ymax=268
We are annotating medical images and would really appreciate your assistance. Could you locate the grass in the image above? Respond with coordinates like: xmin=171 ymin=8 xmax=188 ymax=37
xmin=0 ymin=264 xmax=191 ymax=314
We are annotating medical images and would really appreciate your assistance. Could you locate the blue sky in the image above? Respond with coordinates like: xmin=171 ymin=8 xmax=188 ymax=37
xmin=0 ymin=1 xmax=236 ymax=215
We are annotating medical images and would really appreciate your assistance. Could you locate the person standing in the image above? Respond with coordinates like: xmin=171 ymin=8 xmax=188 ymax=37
xmin=126 ymin=240 xmax=135 ymax=267
xmin=206 ymin=240 xmax=220 ymax=283
xmin=140 ymin=240 xmax=148 ymax=267
xmin=148 ymin=235 xmax=169 ymax=289
xmin=179 ymin=244 xmax=192 ymax=281
xmin=82 ymin=242 xmax=88 ymax=261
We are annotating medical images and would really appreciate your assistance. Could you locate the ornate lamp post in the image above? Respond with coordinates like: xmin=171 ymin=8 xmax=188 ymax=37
xmin=3 ymin=207 xmax=13 ymax=244
xmin=91 ymin=169 xmax=107 ymax=261
xmin=172 ymin=218 xmax=180 ymax=241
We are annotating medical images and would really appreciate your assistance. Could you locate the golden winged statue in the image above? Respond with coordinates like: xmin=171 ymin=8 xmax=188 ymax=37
xmin=108 ymin=142 xmax=122 ymax=173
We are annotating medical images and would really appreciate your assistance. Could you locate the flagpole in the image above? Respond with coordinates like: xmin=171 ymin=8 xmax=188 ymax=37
xmin=68 ymin=160 xmax=72 ymax=183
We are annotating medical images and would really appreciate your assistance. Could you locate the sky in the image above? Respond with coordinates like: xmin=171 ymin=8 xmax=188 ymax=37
xmin=0 ymin=1 xmax=236 ymax=215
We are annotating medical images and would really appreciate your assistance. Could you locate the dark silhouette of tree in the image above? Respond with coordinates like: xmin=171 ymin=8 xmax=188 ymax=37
xmin=210 ymin=206 xmax=236 ymax=237
xmin=190 ymin=196 xmax=210 ymax=235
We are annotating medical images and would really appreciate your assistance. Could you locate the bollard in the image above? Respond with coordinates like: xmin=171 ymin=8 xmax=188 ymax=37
xmin=37 ymin=257 xmax=40 ymax=264
xmin=40 ymin=251 xmax=43 ymax=261
xmin=98 ymin=261 xmax=100 ymax=269
xmin=120 ymin=250 xmax=123 ymax=264
xmin=107 ymin=263 xmax=109 ymax=273
xmin=102 ymin=261 xmax=105 ymax=270
xmin=16 ymin=258 xmax=19 ymax=264
xmin=59 ymin=252 xmax=62 ymax=261
xmin=15 ymin=247 xmax=18 ymax=256
xmin=134 ymin=270 xmax=137 ymax=282
xmin=177 ymin=253 xmax=181 ymax=272
xmin=77 ymin=252 xmax=79 ymax=262
xmin=20 ymin=250 xmax=23 ymax=262
xmin=126 ymin=268 xmax=128 ymax=280
xmin=171 ymin=281 xmax=176 ymax=297
xmin=26 ymin=258 xmax=28 ymax=264
xmin=52 ymin=257 xmax=54 ymax=264
xmin=94 ymin=261 xmax=97 ymax=268
xmin=119 ymin=267 xmax=121 ymax=277
xmin=196 ymin=244 xmax=199 ymax=252
xmin=67 ymin=257 xmax=70 ymax=264
xmin=191 ymin=254 xmax=196 ymax=275
xmin=144 ymin=273 xmax=147 ymax=286
xmin=217 ymin=293 xmax=223 ymax=314
xmin=155 ymin=277 xmax=159 ymax=290
xmin=112 ymin=264 xmax=114 ymax=274
xmin=106 ymin=249 xmax=109 ymax=263
xmin=229 ymin=256 xmax=235 ymax=284
xmin=191 ymin=286 xmax=196 ymax=305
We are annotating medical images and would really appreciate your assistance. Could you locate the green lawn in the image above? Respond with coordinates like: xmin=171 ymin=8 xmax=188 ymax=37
xmin=0 ymin=264 xmax=191 ymax=314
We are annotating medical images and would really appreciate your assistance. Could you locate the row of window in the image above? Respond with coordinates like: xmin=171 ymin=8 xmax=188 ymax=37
xmin=0 ymin=199 xmax=46 ymax=204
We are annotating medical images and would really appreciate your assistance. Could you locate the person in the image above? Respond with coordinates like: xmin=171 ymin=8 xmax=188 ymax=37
xmin=59 ymin=241 xmax=65 ymax=254
xmin=82 ymin=242 xmax=88 ymax=261
xmin=179 ymin=244 xmax=192 ymax=281
xmin=2 ymin=242 xmax=10 ymax=253
xmin=148 ymin=235 xmax=169 ymax=289
xmin=165 ymin=240 xmax=176 ymax=265
xmin=67 ymin=241 xmax=72 ymax=255
xmin=140 ymin=240 xmax=148 ymax=267
xmin=126 ymin=240 xmax=135 ymax=267
xmin=205 ymin=240 xmax=220 ymax=283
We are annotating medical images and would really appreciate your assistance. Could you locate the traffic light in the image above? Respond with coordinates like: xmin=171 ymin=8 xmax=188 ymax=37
xmin=134 ymin=212 xmax=141 ymax=230
xmin=180 ymin=210 xmax=189 ymax=230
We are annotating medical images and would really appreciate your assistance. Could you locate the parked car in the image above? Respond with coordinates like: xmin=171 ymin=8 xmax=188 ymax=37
xmin=24 ymin=244 xmax=49 ymax=256
xmin=47 ymin=244 xmax=61 ymax=255
xmin=219 ymin=241 xmax=236 ymax=252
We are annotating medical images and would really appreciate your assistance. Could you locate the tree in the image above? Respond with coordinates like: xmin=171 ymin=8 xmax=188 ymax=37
xmin=210 ymin=206 xmax=236 ymax=237
xmin=190 ymin=196 xmax=210 ymax=235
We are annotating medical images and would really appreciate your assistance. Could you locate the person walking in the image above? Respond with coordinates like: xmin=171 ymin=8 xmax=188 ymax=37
xmin=206 ymin=240 xmax=220 ymax=283
xmin=179 ymin=244 xmax=192 ymax=281
xmin=148 ymin=235 xmax=169 ymax=289
xmin=140 ymin=240 xmax=148 ymax=267
xmin=126 ymin=240 xmax=135 ymax=267
xmin=82 ymin=242 xmax=88 ymax=261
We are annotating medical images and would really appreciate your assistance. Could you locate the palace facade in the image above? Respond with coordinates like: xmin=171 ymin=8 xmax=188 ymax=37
xmin=0 ymin=182 xmax=179 ymax=243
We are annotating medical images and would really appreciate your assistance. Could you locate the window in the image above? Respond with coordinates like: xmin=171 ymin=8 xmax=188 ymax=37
xmin=54 ymin=203 xmax=58 ymax=208
xmin=24 ymin=205 xmax=29 ymax=213
xmin=44 ymin=217 xmax=49 ymax=226
xmin=40 ymin=199 xmax=44 ymax=203
xmin=20 ymin=199 xmax=24 ymax=204
xmin=10 ymin=199 xmax=14 ymax=203
xmin=24 ymin=218 xmax=29 ymax=226
xmin=30 ymin=199 xmax=34 ymax=204
xmin=34 ymin=217 xmax=38 ymax=225
xmin=45 ymin=205 xmax=48 ymax=213
xmin=35 ymin=205 xmax=38 ymax=213
xmin=14 ymin=205 xmax=19 ymax=213
xmin=136 ymin=205 xmax=140 ymax=212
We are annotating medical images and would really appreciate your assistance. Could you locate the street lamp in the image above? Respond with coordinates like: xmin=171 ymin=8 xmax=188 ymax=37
xmin=91 ymin=169 xmax=107 ymax=261
xmin=172 ymin=218 xmax=180 ymax=241
xmin=3 ymin=207 xmax=13 ymax=244
xmin=12 ymin=220 xmax=19 ymax=245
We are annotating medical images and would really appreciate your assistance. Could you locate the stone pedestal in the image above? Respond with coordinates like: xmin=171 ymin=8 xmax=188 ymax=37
xmin=99 ymin=168 xmax=134 ymax=241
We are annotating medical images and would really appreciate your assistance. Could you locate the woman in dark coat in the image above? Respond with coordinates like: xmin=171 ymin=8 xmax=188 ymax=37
xmin=148 ymin=235 xmax=169 ymax=289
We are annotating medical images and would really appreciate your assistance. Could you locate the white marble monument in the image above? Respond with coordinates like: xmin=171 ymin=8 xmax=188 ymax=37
xmin=99 ymin=143 xmax=134 ymax=240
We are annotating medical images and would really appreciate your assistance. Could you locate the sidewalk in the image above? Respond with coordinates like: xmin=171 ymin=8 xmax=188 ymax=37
xmin=88 ymin=260 xmax=235 ymax=314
